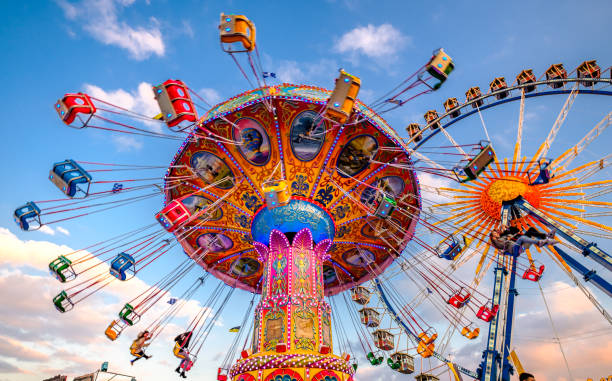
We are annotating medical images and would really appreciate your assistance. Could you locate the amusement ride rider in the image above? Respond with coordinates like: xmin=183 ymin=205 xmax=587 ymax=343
xmin=174 ymin=330 xmax=193 ymax=378
xmin=129 ymin=330 xmax=153 ymax=365
xmin=490 ymin=224 xmax=556 ymax=255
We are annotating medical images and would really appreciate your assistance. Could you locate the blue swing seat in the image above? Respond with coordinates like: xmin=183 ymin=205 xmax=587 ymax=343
xmin=109 ymin=252 xmax=135 ymax=281
xmin=49 ymin=159 xmax=92 ymax=198
xmin=13 ymin=202 xmax=42 ymax=231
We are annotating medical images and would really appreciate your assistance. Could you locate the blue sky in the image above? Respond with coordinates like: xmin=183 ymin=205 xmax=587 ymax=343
xmin=0 ymin=0 xmax=611 ymax=380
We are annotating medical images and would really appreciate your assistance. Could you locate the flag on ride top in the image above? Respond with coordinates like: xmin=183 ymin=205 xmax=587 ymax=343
xmin=229 ymin=326 xmax=240 ymax=332
xmin=167 ymin=298 xmax=177 ymax=305
xmin=263 ymin=72 xmax=276 ymax=78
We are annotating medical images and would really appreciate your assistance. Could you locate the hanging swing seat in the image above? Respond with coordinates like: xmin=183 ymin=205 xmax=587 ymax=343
xmin=109 ymin=252 xmax=136 ymax=281
xmin=180 ymin=354 xmax=196 ymax=371
xmin=55 ymin=92 xmax=96 ymax=127
xmin=461 ymin=325 xmax=480 ymax=340
xmin=452 ymin=141 xmax=496 ymax=183
xmin=416 ymin=341 xmax=434 ymax=358
xmin=476 ymin=304 xmax=499 ymax=322
xmin=324 ymin=69 xmax=360 ymax=124
xmin=153 ymin=79 xmax=197 ymax=130
xmin=13 ymin=202 xmax=42 ymax=231
xmin=367 ymin=351 xmax=383 ymax=366
xmin=447 ymin=290 xmax=471 ymax=308
xmin=426 ymin=48 xmax=454 ymax=90
xmin=263 ymin=179 xmax=291 ymax=209
xmin=522 ymin=265 xmax=545 ymax=282
xmin=217 ymin=368 xmax=228 ymax=381
xmin=119 ymin=303 xmax=141 ymax=326
xmin=49 ymin=255 xmax=76 ymax=283
xmin=387 ymin=352 xmax=415 ymax=374
xmin=219 ymin=14 xmax=256 ymax=52
xmin=104 ymin=319 xmax=126 ymax=341
xmin=417 ymin=331 xmax=437 ymax=345
xmin=374 ymin=195 xmax=397 ymax=219
xmin=49 ymin=159 xmax=92 ymax=198
xmin=52 ymin=290 xmax=74 ymax=313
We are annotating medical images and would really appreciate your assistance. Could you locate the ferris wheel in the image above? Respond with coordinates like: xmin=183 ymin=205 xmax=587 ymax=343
xmin=342 ymin=61 xmax=612 ymax=379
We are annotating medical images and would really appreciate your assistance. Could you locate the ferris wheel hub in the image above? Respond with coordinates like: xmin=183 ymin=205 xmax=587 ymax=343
xmin=479 ymin=169 xmax=542 ymax=221
xmin=487 ymin=178 xmax=527 ymax=202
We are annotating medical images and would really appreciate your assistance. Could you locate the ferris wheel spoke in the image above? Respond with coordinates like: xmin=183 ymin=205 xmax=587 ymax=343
xmin=576 ymin=154 xmax=612 ymax=182
xmin=544 ymin=206 xmax=612 ymax=233
xmin=533 ymin=206 xmax=579 ymax=229
xmin=438 ymin=127 xmax=469 ymax=159
xmin=544 ymin=179 xmax=612 ymax=193
xmin=551 ymin=155 xmax=611 ymax=184
xmin=545 ymin=247 xmax=612 ymax=325
xmin=515 ymin=156 xmax=528 ymax=177
xmin=409 ymin=149 xmax=447 ymax=171
xmin=528 ymin=84 xmax=580 ymax=172
xmin=472 ymin=220 xmax=497 ymax=250
xmin=474 ymin=247 xmax=496 ymax=284
xmin=512 ymin=89 xmax=526 ymax=172
xmin=575 ymin=229 xmax=612 ymax=240
xmin=586 ymin=186 xmax=612 ymax=200
xmin=539 ymin=200 xmax=585 ymax=213
xmin=551 ymin=111 xmax=612 ymax=173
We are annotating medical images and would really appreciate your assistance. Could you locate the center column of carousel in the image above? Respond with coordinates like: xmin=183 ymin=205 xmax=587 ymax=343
xmin=254 ymin=231 xmax=332 ymax=356
xmin=228 ymin=229 xmax=355 ymax=381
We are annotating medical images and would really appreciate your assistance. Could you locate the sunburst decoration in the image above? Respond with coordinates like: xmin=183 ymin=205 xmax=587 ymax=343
xmin=430 ymin=129 xmax=612 ymax=281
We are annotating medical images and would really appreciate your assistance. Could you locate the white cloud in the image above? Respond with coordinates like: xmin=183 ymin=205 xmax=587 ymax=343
xmin=56 ymin=0 xmax=77 ymax=20
xmin=417 ymin=172 xmax=454 ymax=204
xmin=84 ymin=82 xmax=159 ymax=122
xmin=37 ymin=225 xmax=71 ymax=237
xmin=0 ymin=228 xmax=72 ymax=270
xmin=38 ymin=225 xmax=56 ymax=236
xmin=198 ymin=88 xmax=222 ymax=105
xmin=56 ymin=227 xmax=70 ymax=236
xmin=58 ymin=0 xmax=165 ymax=60
xmin=275 ymin=60 xmax=306 ymax=84
xmin=274 ymin=58 xmax=339 ymax=87
xmin=0 ymin=228 xmax=225 ymax=380
xmin=112 ymin=135 xmax=144 ymax=152
xmin=182 ymin=20 xmax=194 ymax=38
xmin=84 ymin=81 xmax=162 ymax=134
xmin=335 ymin=24 xmax=410 ymax=59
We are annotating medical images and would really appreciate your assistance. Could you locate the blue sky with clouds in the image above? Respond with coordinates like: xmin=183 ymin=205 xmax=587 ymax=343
xmin=1 ymin=0 xmax=611 ymax=380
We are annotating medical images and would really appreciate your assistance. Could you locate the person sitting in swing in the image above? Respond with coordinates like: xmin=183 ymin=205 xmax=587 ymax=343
xmin=130 ymin=330 xmax=153 ymax=365
xmin=174 ymin=331 xmax=193 ymax=378
xmin=490 ymin=224 xmax=556 ymax=254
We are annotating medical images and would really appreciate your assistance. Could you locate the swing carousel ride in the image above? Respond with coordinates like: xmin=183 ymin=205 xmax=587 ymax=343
xmin=13 ymin=13 xmax=612 ymax=381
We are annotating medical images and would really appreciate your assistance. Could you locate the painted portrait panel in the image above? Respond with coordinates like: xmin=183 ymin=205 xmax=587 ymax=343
xmin=336 ymin=135 xmax=378 ymax=177
xmin=360 ymin=175 xmax=405 ymax=207
xmin=290 ymin=110 xmax=325 ymax=161
xmin=231 ymin=257 xmax=261 ymax=277
xmin=233 ymin=118 xmax=271 ymax=166
xmin=196 ymin=232 xmax=234 ymax=252
xmin=342 ymin=248 xmax=376 ymax=267
xmin=181 ymin=195 xmax=223 ymax=221
xmin=190 ymin=151 xmax=235 ymax=189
